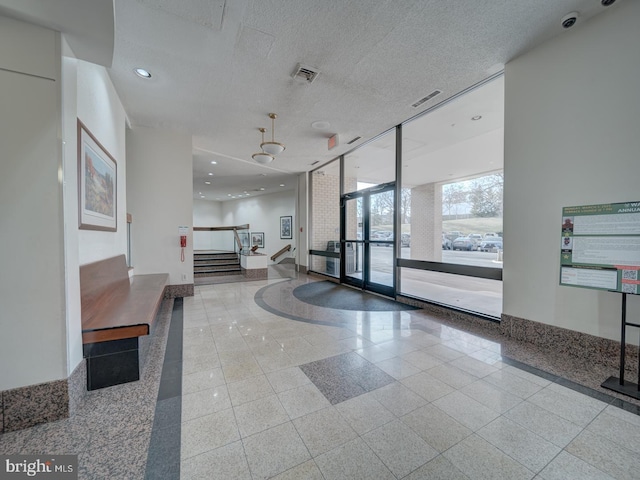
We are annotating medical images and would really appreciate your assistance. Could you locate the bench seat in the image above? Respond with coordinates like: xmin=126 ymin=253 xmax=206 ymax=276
xmin=80 ymin=255 xmax=168 ymax=390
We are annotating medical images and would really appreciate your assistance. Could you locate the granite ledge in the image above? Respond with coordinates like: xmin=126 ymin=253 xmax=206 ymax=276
xmin=164 ymin=283 xmax=194 ymax=298
xmin=2 ymin=379 xmax=69 ymax=432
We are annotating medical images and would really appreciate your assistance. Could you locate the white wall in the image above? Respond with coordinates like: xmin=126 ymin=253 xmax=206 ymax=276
xmin=503 ymin=1 xmax=640 ymax=341
xmin=61 ymin=40 xmax=82 ymax=376
xmin=76 ymin=61 xmax=128 ymax=265
xmin=0 ymin=17 xmax=67 ymax=389
xmin=127 ymin=127 xmax=193 ymax=284
xmin=192 ymin=198 xmax=227 ymax=250
xmin=60 ymin=48 xmax=128 ymax=374
xmin=222 ymin=190 xmax=296 ymax=263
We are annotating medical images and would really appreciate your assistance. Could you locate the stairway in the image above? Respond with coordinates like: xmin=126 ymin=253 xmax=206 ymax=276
xmin=194 ymin=250 xmax=241 ymax=277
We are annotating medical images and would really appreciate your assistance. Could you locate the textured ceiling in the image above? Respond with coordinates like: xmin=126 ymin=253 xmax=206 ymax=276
xmin=106 ymin=0 xmax=617 ymax=200
xmin=0 ymin=0 xmax=621 ymax=201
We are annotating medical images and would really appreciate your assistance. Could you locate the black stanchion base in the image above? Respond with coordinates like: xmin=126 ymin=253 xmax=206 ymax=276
xmin=601 ymin=376 xmax=640 ymax=400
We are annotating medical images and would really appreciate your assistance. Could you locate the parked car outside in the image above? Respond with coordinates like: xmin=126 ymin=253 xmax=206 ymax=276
xmin=442 ymin=234 xmax=452 ymax=250
xmin=401 ymin=233 xmax=411 ymax=247
xmin=446 ymin=231 xmax=463 ymax=242
xmin=452 ymin=236 xmax=477 ymax=251
xmin=479 ymin=239 xmax=503 ymax=252
xmin=469 ymin=233 xmax=483 ymax=243
xmin=483 ymin=232 xmax=499 ymax=239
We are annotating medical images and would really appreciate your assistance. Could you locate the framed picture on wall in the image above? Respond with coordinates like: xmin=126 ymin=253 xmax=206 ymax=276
xmin=78 ymin=119 xmax=117 ymax=231
xmin=251 ymin=232 xmax=264 ymax=248
xmin=280 ymin=216 xmax=292 ymax=239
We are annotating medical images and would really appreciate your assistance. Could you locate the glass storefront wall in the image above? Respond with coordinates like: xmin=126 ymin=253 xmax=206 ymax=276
xmin=399 ymin=76 xmax=504 ymax=317
xmin=308 ymin=75 xmax=504 ymax=317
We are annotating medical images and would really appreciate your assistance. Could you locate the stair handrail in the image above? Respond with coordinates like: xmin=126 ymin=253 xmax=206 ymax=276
xmin=193 ymin=224 xmax=249 ymax=232
xmin=270 ymin=244 xmax=292 ymax=261
xmin=233 ymin=229 xmax=243 ymax=252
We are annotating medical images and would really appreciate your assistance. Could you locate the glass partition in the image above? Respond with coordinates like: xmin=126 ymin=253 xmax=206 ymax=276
xmin=344 ymin=130 xmax=395 ymax=191
xmin=399 ymin=75 xmax=504 ymax=316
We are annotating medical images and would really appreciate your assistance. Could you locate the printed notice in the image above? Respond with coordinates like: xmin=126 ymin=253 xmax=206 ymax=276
xmin=560 ymin=202 xmax=640 ymax=294
xmin=561 ymin=267 xmax=618 ymax=291
xmin=574 ymin=212 xmax=640 ymax=236
xmin=572 ymin=237 xmax=640 ymax=266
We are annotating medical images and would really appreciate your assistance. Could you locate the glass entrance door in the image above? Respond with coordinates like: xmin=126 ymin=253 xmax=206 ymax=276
xmin=342 ymin=184 xmax=395 ymax=297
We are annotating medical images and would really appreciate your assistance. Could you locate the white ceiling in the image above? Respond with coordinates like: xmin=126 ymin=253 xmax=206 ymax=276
xmin=0 ymin=0 xmax=621 ymax=201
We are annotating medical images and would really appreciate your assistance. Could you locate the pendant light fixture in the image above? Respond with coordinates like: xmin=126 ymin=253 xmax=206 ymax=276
xmin=252 ymin=128 xmax=275 ymax=164
xmin=261 ymin=113 xmax=285 ymax=155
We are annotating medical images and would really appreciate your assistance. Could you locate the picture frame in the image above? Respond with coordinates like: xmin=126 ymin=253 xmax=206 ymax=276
xmin=280 ymin=216 xmax=292 ymax=239
xmin=78 ymin=119 xmax=117 ymax=231
xmin=251 ymin=232 xmax=265 ymax=248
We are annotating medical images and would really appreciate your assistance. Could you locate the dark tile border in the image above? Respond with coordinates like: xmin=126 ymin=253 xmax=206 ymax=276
xmin=145 ymin=297 xmax=183 ymax=480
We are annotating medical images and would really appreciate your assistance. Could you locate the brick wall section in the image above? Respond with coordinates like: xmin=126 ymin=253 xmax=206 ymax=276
xmin=410 ymin=183 xmax=443 ymax=261
xmin=311 ymin=171 xmax=341 ymax=272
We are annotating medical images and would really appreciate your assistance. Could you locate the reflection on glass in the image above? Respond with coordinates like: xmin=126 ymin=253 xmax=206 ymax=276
xmin=370 ymin=243 xmax=394 ymax=287
xmin=345 ymin=242 xmax=363 ymax=282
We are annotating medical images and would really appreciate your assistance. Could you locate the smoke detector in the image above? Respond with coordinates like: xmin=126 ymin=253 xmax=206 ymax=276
xmin=292 ymin=63 xmax=320 ymax=84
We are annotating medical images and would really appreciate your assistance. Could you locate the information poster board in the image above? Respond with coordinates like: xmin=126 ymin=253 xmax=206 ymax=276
xmin=560 ymin=202 xmax=640 ymax=294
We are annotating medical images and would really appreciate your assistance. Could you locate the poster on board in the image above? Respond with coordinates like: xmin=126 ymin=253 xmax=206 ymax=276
xmin=559 ymin=201 xmax=640 ymax=294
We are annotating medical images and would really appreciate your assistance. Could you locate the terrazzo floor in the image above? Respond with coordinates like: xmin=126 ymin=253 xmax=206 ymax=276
xmin=2 ymin=271 xmax=640 ymax=479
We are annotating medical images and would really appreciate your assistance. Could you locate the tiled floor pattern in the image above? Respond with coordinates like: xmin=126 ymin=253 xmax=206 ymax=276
xmin=180 ymin=277 xmax=640 ymax=480
xmin=2 ymin=273 xmax=640 ymax=479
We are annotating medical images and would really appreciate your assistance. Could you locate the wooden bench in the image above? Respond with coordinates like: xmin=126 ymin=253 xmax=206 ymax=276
xmin=80 ymin=254 xmax=168 ymax=390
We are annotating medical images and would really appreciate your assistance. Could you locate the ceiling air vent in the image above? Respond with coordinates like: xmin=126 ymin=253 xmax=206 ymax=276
xmin=411 ymin=90 xmax=442 ymax=108
xmin=292 ymin=63 xmax=320 ymax=84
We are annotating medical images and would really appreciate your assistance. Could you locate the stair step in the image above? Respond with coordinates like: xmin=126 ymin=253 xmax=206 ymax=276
xmin=194 ymin=254 xmax=238 ymax=261
xmin=194 ymin=259 xmax=240 ymax=266
xmin=195 ymin=264 xmax=240 ymax=271
xmin=194 ymin=269 xmax=242 ymax=277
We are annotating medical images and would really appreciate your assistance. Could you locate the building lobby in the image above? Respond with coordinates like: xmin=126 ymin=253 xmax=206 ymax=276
xmin=1 ymin=1 xmax=640 ymax=479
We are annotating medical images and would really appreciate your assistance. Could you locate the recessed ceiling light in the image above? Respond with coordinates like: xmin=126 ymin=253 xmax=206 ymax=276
xmin=311 ymin=121 xmax=331 ymax=130
xmin=208 ymin=172 xmax=214 ymax=176
xmin=260 ymin=187 xmax=265 ymax=191
xmin=471 ymin=115 xmax=482 ymax=121
xmin=227 ymin=194 xmax=232 ymax=196
xmin=280 ymin=184 xmax=285 ymax=187
xmin=205 ymin=181 xmax=211 ymax=185
xmin=210 ymin=161 xmax=217 ymax=164
xmin=134 ymin=68 xmax=151 ymax=79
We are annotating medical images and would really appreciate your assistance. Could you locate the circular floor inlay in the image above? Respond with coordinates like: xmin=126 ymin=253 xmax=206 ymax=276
xmin=292 ymin=281 xmax=418 ymax=311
